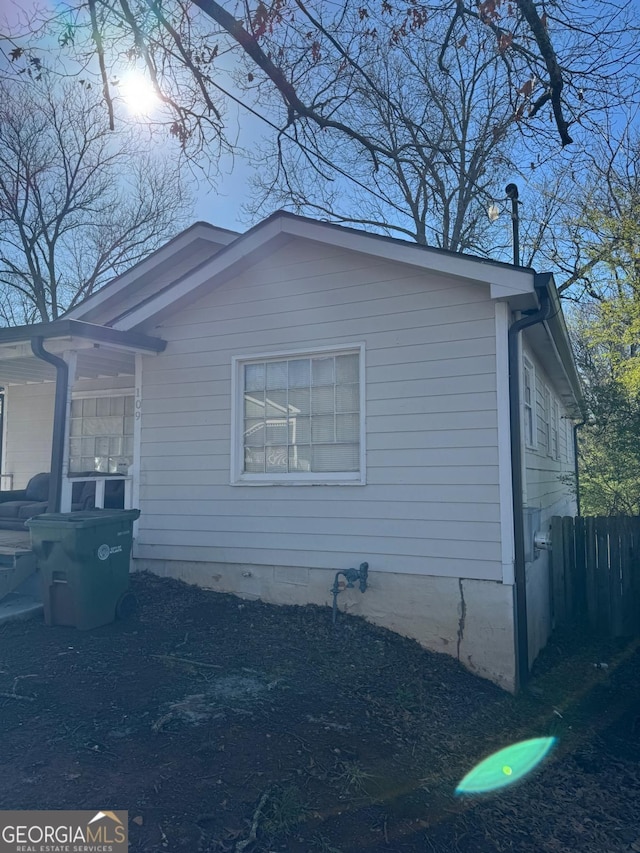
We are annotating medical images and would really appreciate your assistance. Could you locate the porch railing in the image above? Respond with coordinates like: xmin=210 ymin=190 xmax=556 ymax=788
xmin=61 ymin=475 xmax=133 ymax=512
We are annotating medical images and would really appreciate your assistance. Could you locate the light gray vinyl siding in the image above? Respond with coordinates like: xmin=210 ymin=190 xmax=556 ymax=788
xmin=520 ymin=338 xmax=578 ymax=666
xmin=138 ymin=239 xmax=502 ymax=580
xmin=3 ymin=382 xmax=55 ymax=488
xmin=521 ymin=341 xmax=575 ymax=518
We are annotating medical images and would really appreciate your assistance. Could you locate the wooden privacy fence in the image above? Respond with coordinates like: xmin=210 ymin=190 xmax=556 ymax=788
xmin=550 ymin=516 xmax=640 ymax=637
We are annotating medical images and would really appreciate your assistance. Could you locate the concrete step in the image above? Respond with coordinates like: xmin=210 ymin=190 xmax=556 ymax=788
xmin=0 ymin=551 xmax=38 ymax=600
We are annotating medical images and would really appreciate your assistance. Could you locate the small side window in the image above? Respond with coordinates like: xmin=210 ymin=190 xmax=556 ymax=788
xmin=542 ymin=385 xmax=551 ymax=454
xmin=551 ymin=398 xmax=559 ymax=459
xmin=523 ymin=358 xmax=535 ymax=448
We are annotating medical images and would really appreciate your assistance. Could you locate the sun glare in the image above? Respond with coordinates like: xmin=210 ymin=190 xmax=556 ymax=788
xmin=121 ymin=74 xmax=159 ymax=116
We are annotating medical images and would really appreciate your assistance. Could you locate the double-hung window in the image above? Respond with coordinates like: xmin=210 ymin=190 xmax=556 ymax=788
xmin=566 ymin=418 xmax=575 ymax=464
xmin=551 ymin=398 xmax=559 ymax=459
xmin=542 ymin=385 xmax=552 ymax=453
xmin=523 ymin=358 xmax=535 ymax=448
xmin=232 ymin=345 xmax=365 ymax=484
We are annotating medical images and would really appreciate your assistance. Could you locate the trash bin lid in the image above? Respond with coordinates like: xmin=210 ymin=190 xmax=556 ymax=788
xmin=26 ymin=509 xmax=141 ymax=529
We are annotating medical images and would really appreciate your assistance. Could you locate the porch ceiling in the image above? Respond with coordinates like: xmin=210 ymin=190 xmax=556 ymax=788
xmin=0 ymin=346 xmax=135 ymax=385
xmin=0 ymin=320 xmax=163 ymax=386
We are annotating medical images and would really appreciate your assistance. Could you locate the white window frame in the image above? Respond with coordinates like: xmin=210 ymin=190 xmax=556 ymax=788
xmin=69 ymin=389 xmax=135 ymax=476
xmin=523 ymin=357 xmax=536 ymax=449
xmin=550 ymin=397 xmax=560 ymax=460
xmin=231 ymin=343 xmax=366 ymax=486
xmin=566 ymin=418 xmax=575 ymax=463
xmin=542 ymin=384 xmax=552 ymax=455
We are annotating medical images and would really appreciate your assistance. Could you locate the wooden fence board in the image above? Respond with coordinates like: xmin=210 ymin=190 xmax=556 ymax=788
xmin=550 ymin=515 xmax=640 ymax=638
xmin=574 ymin=516 xmax=586 ymax=622
xmin=595 ymin=517 xmax=611 ymax=635
xmin=585 ymin=516 xmax=598 ymax=628
xmin=620 ymin=517 xmax=633 ymax=635
xmin=608 ymin=516 xmax=623 ymax=637
xmin=630 ymin=518 xmax=640 ymax=634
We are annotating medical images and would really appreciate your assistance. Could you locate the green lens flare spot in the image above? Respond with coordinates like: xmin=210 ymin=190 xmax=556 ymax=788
xmin=455 ymin=737 xmax=556 ymax=795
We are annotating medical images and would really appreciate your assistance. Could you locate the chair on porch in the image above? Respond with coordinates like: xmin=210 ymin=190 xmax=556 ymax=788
xmin=0 ymin=473 xmax=126 ymax=530
xmin=0 ymin=473 xmax=50 ymax=530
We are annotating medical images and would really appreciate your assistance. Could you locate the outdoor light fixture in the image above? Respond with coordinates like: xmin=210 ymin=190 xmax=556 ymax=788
xmin=487 ymin=183 xmax=521 ymax=266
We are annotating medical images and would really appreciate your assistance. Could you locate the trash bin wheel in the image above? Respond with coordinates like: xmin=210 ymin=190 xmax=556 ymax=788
xmin=116 ymin=591 xmax=138 ymax=620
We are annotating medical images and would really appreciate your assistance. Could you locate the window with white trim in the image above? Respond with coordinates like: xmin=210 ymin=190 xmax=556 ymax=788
xmin=542 ymin=385 xmax=551 ymax=454
xmin=523 ymin=358 xmax=535 ymax=447
xmin=232 ymin=346 xmax=364 ymax=484
xmin=551 ymin=398 xmax=559 ymax=459
xmin=69 ymin=394 xmax=134 ymax=474
xmin=566 ymin=418 xmax=575 ymax=463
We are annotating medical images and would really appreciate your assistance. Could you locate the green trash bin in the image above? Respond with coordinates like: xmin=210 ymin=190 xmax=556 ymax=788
xmin=26 ymin=509 xmax=140 ymax=629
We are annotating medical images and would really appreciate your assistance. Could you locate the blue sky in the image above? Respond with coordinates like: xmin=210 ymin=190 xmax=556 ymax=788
xmin=3 ymin=0 xmax=640 ymax=257
xmin=0 ymin=0 xmax=260 ymax=234
xmin=191 ymin=137 xmax=257 ymax=233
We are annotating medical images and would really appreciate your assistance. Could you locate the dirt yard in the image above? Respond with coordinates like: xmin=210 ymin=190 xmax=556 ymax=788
xmin=1 ymin=572 xmax=639 ymax=852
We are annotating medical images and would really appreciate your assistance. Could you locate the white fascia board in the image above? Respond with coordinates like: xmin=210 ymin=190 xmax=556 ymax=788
xmin=280 ymin=217 xmax=535 ymax=296
xmin=114 ymin=215 xmax=535 ymax=331
xmin=521 ymin=279 xmax=584 ymax=417
xmin=113 ymin=218 xmax=291 ymax=331
xmin=526 ymin=321 xmax=584 ymax=417
xmin=489 ymin=281 xmax=536 ymax=301
xmin=65 ymin=223 xmax=240 ymax=322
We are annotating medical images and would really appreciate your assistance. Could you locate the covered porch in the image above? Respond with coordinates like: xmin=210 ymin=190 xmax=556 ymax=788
xmin=0 ymin=320 xmax=165 ymax=613
xmin=0 ymin=319 xmax=165 ymax=516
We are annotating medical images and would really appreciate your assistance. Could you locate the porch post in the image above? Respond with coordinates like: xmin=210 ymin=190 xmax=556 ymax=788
xmin=132 ymin=353 xmax=142 ymax=539
xmin=59 ymin=351 xmax=77 ymax=513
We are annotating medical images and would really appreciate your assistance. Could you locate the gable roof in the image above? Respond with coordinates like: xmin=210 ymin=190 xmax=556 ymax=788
xmin=66 ymin=210 xmax=583 ymax=413
xmin=64 ymin=221 xmax=239 ymax=326
xmin=70 ymin=211 xmax=537 ymax=332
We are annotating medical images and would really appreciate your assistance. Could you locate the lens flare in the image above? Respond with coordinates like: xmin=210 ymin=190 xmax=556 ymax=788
xmin=120 ymin=73 xmax=159 ymax=116
xmin=455 ymin=737 xmax=556 ymax=795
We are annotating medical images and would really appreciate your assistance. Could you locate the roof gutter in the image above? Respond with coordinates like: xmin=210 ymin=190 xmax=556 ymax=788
xmin=30 ymin=337 xmax=68 ymax=513
xmin=508 ymin=273 xmax=552 ymax=690
xmin=0 ymin=319 xmax=166 ymax=351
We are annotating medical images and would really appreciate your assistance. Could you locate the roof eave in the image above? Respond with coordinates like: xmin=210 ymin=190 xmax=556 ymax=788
xmin=63 ymin=221 xmax=240 ymax=323
xmin=534 ymin=274 xmax=586 ymax=417
xmin=0 ymin=319 xmax=166 ymax=353
xmin=113 ymin=214 xmax=536 ymax=332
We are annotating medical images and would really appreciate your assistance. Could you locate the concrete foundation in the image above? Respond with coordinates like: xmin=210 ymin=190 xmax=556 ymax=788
xmin=134 ymin=558 xmax=517 ymax=691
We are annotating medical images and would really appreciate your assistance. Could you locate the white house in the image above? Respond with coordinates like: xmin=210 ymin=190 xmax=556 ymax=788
xmin=0 ymin=213 xmax=584 ymax=690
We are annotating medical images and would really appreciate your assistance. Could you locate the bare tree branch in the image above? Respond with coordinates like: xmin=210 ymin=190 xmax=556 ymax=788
xmin=88 ymin=0 xmax=115 ymax=130
xmin=0 ymin=78 xmax=191 ymax=323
